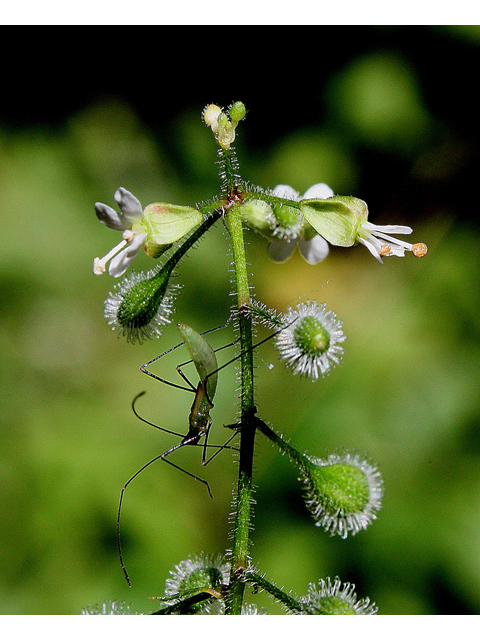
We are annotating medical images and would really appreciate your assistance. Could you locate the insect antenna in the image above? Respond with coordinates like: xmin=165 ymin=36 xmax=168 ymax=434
xmin=132 ymin=391 xmax=186 ymax=438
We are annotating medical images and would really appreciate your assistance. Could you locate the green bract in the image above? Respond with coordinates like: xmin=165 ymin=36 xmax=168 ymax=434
xmin=141 ymin=203 xmax=203 ymax=258
xmin=300 ymin=196 xmax=368 ymax=247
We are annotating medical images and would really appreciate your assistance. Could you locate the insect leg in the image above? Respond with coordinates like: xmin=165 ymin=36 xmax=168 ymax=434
xmin=202 ymin=430 xmax=240 ymax=467
xmin=132 ymin=392 xmax=239 ymax=453
xmin=202 ymin=317 xmax=299 ymax=406
xmin=140 ymin=339 xmax=196 ymax=393
xmin=160 ymin=436 xmax=214 ymax=498
xmin=117 ymin=435 xmax=214 ymax=586
xmin=141 ymin=313 xmax=237 ymax=393
xmin=117 ymin=452 xmax=171 ymax=586
xmin=132 ymin=391 xmax=186 ymax=438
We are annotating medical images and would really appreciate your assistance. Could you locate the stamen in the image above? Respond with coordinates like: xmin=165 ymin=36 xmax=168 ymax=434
xmin=371 ymin=230 xmax=413 ymax=251
xmin=92 ymin=238 xmax=128 ymax=275
xmin=380 ymin=245 xmax=393 ymax=257
xmin=122 ymin=229 xmax=135 ymax=242
xmin=412 ymin=242 xmax=428 ymax=257
xmin=93 ymin=258 xmax=107 ymax=275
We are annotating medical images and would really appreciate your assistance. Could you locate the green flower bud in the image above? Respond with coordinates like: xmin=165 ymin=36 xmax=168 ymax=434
xmin=229 ymin=101 xmax=247 ymax=122
xmin=270 ymin=200 xmax=302 ymax=239
xmin=239 ymin=196 xmax=303 ymax=242
xmin=141 ymin=203 xmax=203 ymax=258
xmin=300 ymin=196 xmax=368 ymax=247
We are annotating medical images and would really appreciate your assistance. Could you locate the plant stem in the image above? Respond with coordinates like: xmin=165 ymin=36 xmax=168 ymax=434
xmin=255 ymin=418 xmax=310 ymax=469
xmin=222 ymin=149 xmax=256 ymax=615
xmin=245 ymin=571 xmax=304 ymax=613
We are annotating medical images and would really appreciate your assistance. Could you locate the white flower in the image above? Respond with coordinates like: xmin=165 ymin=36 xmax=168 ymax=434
xmin=93 ymin=187 xmax=148 ymax=277
xmin=356 ymin=221 xmax=428 ymax=264
xmin=275 ymin=301 xmax=345 ymax=380
xmin=93 ymin=188 xmax=203 ymax=278
xmin=268 ymin=183 xmax=332 ymax=265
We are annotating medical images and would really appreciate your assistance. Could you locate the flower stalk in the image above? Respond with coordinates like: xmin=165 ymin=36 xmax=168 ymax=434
xmin=222 ymin=149 xmax=257 ymax=615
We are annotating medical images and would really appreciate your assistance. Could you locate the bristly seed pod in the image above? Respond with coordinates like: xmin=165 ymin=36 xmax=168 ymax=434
xmin=300 ymin=450 xmax=384 ymax=538
xmin=164 ymin=553 xmax=230 ymax=615
xmin=104 ymin=263 xmax=178 ymax=344
xmin=275 ymin=301 xmax=346 ymax=380
xmin=299 ymin=577 xmax=378 ymax=615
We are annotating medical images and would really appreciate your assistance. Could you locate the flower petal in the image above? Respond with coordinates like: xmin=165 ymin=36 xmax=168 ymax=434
xmin=357 ymin=236 xmax=383 ymax=263
xmin=302 ymin=183 xmax=334 ymax=199
xmin=268 ymin=239 xmax=297 ymax=263
xmin=95 ymin=202 xmax=129 ymax=231
xmin=272 ymin=184 xmax=300 ymax=201
xmin=114 ymin=187 xmax=144 ymax=224
xmin=109 ymin=231 xmax=147 ymax=277
xmin=362 ymin=221 xmax=412 ymax=235
xmin=298 ymin=235 xmax=330 ymax=264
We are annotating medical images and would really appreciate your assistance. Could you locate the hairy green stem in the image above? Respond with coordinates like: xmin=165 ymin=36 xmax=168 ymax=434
xmin=255 ymin=418 xmax=310 ymax=469
xmin=245 ymin=571 xmax=303 ymax=613
xmin=164 ymin=206 xmax=223 ymax=276
xmin=222 ymin=148 xmax=256 ymax=615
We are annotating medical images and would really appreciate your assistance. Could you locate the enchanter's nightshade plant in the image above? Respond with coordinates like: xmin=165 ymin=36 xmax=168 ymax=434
xmin=93 ymin=187 xmax=202 ymax=277
xmin=300 ymin=195 xmax=427 ymax=263
xmin=86 ymin=102 xmax=428 ymax=615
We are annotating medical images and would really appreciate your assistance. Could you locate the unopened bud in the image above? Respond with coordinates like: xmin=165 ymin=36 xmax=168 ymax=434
xmin=203 ymin=104 xmax=222 ymax=132
xmin=229 ymin=101 xmax=246 ymax=122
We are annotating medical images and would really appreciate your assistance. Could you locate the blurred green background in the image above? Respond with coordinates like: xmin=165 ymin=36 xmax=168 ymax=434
xmin=1 ymin=26 xmax=480 ymax=615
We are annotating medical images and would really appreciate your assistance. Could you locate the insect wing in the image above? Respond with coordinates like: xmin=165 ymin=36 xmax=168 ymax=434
xmin=177 ymin=323 xmax=218 ymax=402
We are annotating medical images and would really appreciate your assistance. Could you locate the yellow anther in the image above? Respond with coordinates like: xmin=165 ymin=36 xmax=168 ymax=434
xmin=412 ymin=243 xmax=428 ymax=257
xmin=380 ymin=244 xmax=393 ymax=257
